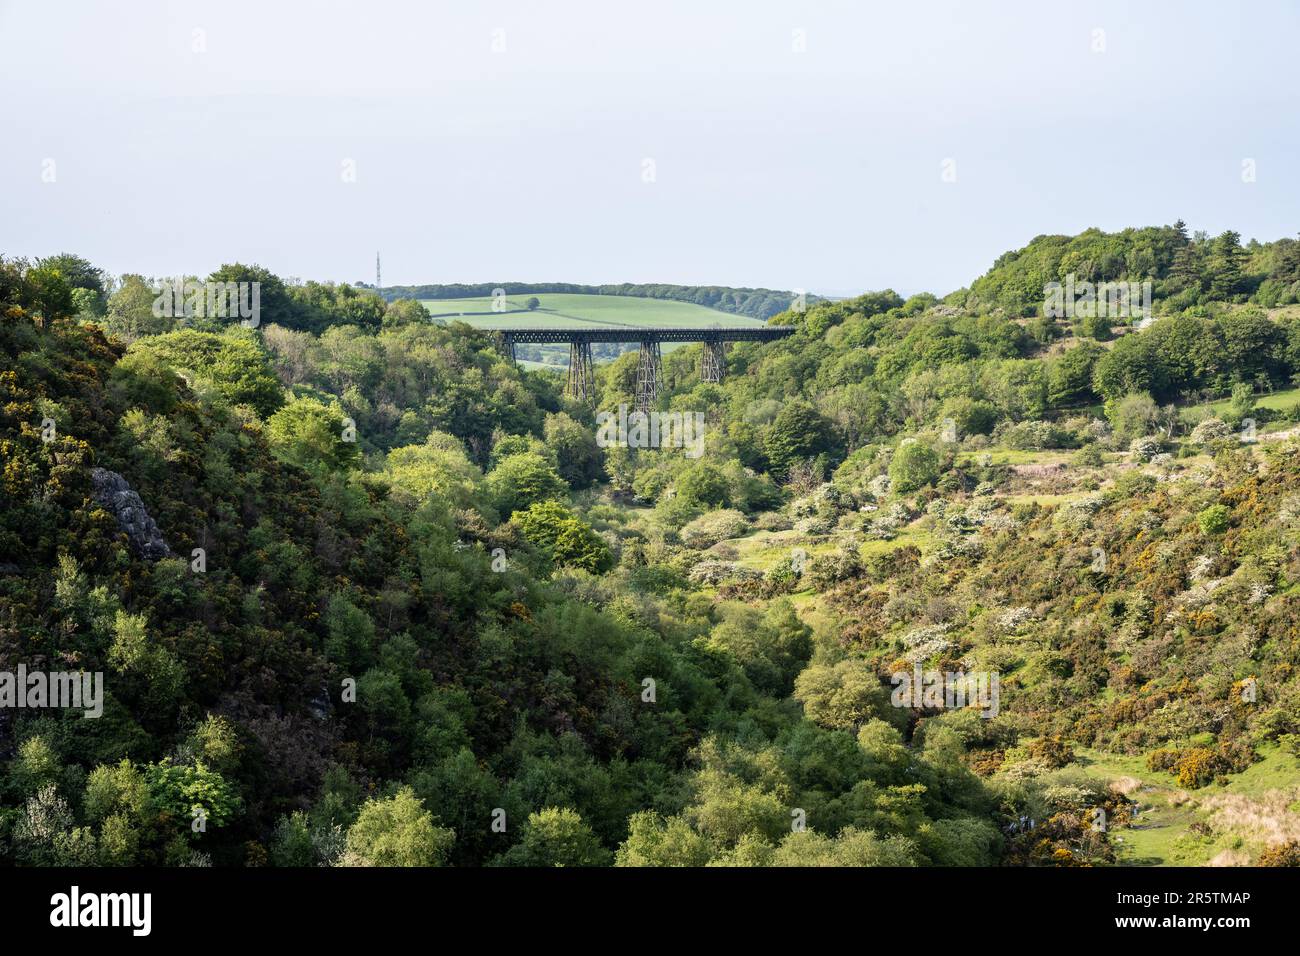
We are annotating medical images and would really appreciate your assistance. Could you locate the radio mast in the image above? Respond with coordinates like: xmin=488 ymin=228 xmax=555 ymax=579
xmin=375 ymin=252 xmax=381 ymax=296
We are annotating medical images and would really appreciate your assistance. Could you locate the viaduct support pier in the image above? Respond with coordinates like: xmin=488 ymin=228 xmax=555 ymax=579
xmin=492 ymin=326 xmax=796 ymax=411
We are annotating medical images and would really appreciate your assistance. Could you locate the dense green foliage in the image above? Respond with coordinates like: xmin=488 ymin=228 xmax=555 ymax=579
xmin=961 ymin=222 xmax=1300 ymax=316
xmin=4 ymin=223 xmax=1300 ymax=868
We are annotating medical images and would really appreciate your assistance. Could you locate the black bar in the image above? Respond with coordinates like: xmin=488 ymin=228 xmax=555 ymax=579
xmin=0 ymin=865 xmax=1279 ymax=942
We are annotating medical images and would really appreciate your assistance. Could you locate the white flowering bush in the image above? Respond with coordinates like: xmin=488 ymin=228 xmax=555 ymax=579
xmin=1188 ymin=554 xmax=1216 ymax=582
xmin=1059 ymin=493 xmax=1107 ymax=532
xmin=864 ymin=515 xmax=901 ymax=540
xmin=979 ymin=511 xmax=1017 ymax=533
xmin=794 ymin=515 xmax=834 ymax=535
xmin=688 ymin=560 xmax=761 ymax=586
xmin=1191 ymin=418 xmax=1233 ymax=446
xmin=934 ymin=537 xmax=986 ymax=561
xmin=679 ymin=509 xmax=750 ymax=549
xmin=996 ymin=606 xmax=1035 ymax=632
xmin=1073 ymin=493 xmax=1107 ymax=514
xmin=899 ymin=623 xmax=956 ymax=663
xmin=1279 ymin=495 xmax=1300 ymax=527
xmin=1170 ymin=577 xmax=1224 ymax=615
xmin=902 ymin=622 xmax=953 ymax=647
xmin=808 ymin=547 xmax=864 ymax=590
xmin=1129 ymin=436 xmax=1164 ymax=462
xmin=944 ymin=511 xmax=976 ymax=534
xmin=1247 ymin=582 xmax=1273 ymax=605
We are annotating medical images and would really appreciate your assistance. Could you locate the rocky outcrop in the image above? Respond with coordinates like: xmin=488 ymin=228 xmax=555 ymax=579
xmin=89 ymin=468 xmax=171 ymax=560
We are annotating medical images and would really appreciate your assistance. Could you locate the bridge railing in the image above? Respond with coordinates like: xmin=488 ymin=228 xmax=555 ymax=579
xmin=495 ymin=326 xmax=796 ymax=345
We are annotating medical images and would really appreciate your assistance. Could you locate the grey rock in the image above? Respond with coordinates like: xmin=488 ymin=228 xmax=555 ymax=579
xmin=308 ymin=683 xmax=333 ymax=721
xmin=90 ymin=467 xmax=171 ymax=560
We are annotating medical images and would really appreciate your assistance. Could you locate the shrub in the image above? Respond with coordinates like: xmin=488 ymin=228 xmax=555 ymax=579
xmin=688 ymin=560 xmax=760 ymax=586
xmin=807 ymin=547 xmax=863 ymax=590
xmin=1173 ymin=747 xmax=1226 ymax=789
xmin=487 ymin=452 xmax=567 ymax=517
xmin=888 ymin=440 xmax=941 ymax=494
xmin=791 ymin=483 xmax=855 ymax=520
xmin=938 ymin=396 xmax=998 ymax=438
xmin=793 ymin=515 xmax=834 ymax=535
xmin=513 ymin=500 xmax=614 ymax=573
xmin=1129 ymin=436 xmax=1163 ymax=462
xmin=266 ymin=396 xmax=360 ymax=472
xmin=1073 ymin=443 xmax=1105 ymax=467
xmin=676 ymin=463 xmax=731 ymax=508
xmin=1258 ymin=841 xmax=1300 ymax=866
xmin=1197 ymin=504 xmax=1232 ymax=535
xmin=342 ymin=788 xmax=454 ymax=867
xmin=1145 ymin=748 xmax=1180 ymax=772
xmin=752 ymin=511 xmax=793 ymax=532
xmin=493 ymin=808 xmax=610 ymax=867
xmin=1190 ymin=417 xmax=1233 ymax=446
xmin=998 ymin=419 xmax=1077 ymax=450
xmin=1112 ymin=471 xmax=1157 ymax=499
xmin=679 ymin=509 xmax=750 ymax=549
xmin=1024 ymin=735 xmax=1074 ymax=768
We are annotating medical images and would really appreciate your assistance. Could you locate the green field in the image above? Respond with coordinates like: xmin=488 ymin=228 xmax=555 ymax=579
xmin=1077 ymin=745 xmax=1300 ymax=866
xmin=420 ymin=293 xmax=766 ymax=369
xmin=1189 ymin=385 xmax=1300 ymax=418
xmin=419 ymin=293 xmax=764 ymax=330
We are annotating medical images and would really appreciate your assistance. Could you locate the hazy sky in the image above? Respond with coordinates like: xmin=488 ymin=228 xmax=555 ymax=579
xmin=3 ymin=0 xmax=1297 ymax=296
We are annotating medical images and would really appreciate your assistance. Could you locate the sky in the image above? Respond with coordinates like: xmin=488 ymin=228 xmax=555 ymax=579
xmin=2 ymin=0 xmax=1298 ymax=297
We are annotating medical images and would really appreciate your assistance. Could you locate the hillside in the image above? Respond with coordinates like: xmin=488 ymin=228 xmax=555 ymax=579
xmin=957 ymin=221 xmax=1300 ymax=317
xmin=3 ymin=224 xmax=1300 ymax=868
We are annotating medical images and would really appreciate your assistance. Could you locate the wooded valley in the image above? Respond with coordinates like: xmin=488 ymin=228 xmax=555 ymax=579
xmin=3 ymin=222 xmax=1300 ymax=867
